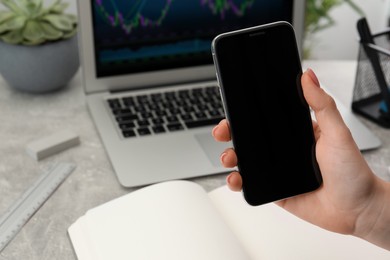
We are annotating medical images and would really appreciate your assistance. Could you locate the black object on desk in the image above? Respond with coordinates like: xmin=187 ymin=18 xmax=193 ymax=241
xmin=352 ymin=17 xmax=390 ymax=128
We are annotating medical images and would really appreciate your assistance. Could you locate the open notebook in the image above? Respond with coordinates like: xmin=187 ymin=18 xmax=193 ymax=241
xmin=76 ymin=1 xmax=307 ymax=187
xmin=68 ymin=180 xmax=390 ymax=259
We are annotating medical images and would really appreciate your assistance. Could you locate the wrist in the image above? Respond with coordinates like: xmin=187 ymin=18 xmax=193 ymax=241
xmin=354 ymin=179 xmax=390 ymax=250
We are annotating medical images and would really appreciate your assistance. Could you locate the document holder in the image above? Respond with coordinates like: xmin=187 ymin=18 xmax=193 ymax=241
xmin=353 ymin=17 xmax=390 ymax=128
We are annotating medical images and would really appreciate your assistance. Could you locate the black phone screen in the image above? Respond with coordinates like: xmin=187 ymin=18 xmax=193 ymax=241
xmin=212 ymin=22 xmax=322 ymax=206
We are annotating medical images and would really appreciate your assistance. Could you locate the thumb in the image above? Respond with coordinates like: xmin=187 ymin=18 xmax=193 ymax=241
xmin=301 ymin=69 xmax=349 ymax=134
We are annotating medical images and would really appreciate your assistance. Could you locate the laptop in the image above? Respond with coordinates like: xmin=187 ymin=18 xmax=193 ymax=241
xmin=75 ymin=1 xmax=306 ymax=187
xmin=77 ymin=1 xmax=382 ymax=188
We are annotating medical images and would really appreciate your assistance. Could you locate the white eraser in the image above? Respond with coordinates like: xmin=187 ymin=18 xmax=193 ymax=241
xmin=26 ymin=130 xmax=80 ymax=160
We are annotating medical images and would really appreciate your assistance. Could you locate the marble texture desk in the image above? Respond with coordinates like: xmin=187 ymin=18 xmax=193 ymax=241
xmin=0 ymin=60 xmax=389 ymax=260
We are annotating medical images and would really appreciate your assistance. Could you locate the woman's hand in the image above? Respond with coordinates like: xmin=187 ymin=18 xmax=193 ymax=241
xmin=212 ymin=69 xmax=390 ymax=250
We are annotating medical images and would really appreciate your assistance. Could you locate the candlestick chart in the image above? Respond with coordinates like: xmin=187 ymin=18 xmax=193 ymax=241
xmin=91 ymin=0 xmax=291 ymax=77
xmin=94 ymin=0 xmax=255 ymax=35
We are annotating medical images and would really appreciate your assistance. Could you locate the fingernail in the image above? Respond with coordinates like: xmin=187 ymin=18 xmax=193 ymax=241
xmin=212 ymin=125 xmax=218 ymax=137
xmin=306 ymin=68 xmax=320 ymax=87
xmin=226 ymin=173 xmax=232 ymax=185
xmin=220 ymin=152 xmax=227 ymax=164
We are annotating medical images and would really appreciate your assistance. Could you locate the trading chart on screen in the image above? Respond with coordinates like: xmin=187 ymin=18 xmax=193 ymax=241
xmin=91 ymin=0 xmax=292 ymax=77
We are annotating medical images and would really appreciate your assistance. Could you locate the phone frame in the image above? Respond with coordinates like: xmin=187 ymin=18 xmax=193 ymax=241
xmin=211 ymin=21 xmax=322 ymax=206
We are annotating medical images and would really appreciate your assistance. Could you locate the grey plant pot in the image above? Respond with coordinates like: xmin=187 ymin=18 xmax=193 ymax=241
xmin=0 ymin=35 xmax=80 ymax=93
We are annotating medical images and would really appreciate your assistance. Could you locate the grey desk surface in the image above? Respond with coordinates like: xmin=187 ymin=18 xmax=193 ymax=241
xmin=0 ymin=60 xmax=389 ymax=259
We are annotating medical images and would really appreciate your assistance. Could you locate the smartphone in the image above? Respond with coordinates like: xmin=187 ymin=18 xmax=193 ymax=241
xmin=211 ymin=21 xmax=322 ymax=206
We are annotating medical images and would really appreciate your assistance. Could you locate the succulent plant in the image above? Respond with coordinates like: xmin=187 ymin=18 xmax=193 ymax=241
xmin=0 ymin=0 xmax=77 ymax=45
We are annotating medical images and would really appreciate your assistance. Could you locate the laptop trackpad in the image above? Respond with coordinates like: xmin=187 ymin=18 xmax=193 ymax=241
xmin=195 ymin=133 xmax=232 ymax=167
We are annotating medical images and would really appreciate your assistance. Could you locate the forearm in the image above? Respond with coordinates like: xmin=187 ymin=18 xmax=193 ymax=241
xmin=354 ymin=179 xmax=390 ymax=251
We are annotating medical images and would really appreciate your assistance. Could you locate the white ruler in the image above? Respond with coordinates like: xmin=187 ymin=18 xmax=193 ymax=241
xmin=0 ymin=162 xmax=76 ymax=252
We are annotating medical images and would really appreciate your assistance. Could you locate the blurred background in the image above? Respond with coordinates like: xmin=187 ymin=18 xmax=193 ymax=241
xmin=4 ymin=0 xmax=390 ymax=60
xmin=303 ymin=0 xmax=390 ymax=59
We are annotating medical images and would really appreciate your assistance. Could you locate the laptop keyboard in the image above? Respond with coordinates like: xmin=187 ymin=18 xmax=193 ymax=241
xmin=106 ymin=85 xmax=225 ymax=138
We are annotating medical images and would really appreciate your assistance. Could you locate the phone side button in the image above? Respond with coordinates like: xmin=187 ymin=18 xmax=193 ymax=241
xmin=215 ymin=73 xmax=220 ymax=86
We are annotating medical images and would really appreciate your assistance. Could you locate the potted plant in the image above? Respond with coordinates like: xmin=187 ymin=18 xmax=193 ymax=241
xmin=0 ymin=0 xmax=79 ymax=93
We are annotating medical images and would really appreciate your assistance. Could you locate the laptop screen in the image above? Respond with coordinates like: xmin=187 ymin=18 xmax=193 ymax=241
xmin=91 ymin=1 xmax=295 ymax=78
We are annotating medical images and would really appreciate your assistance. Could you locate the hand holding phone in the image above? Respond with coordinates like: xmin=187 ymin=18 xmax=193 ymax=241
xmin=211 ymin=21 xmax=322 ymax=206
